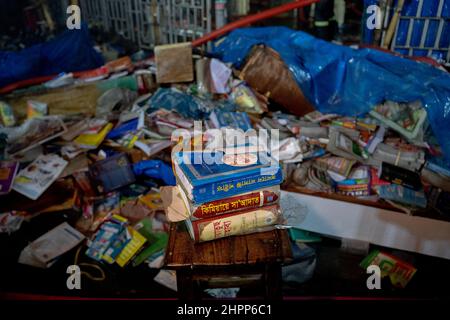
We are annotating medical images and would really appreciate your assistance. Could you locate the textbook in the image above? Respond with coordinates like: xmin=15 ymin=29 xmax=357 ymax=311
xmin=172 ymin=151 xmax=283 ymax=204
xmin=185 ymin=204 xmax=281 ymax=243
xmin=178 ymin=184 xmax=280 ymax=220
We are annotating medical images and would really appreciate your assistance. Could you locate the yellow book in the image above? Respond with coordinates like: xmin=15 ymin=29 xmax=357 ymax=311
xmin=116 ymin=228 xmax=147 ymax=267
xmin=74 ymin=123 xmax=113 ymax=149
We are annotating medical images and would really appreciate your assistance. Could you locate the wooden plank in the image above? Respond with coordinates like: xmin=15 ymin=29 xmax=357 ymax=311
xmin=6 ymin=84 xmax=100 ymax=122
xmin=165 ymin=222 xmax=292 ymax=268
xmin=285 ymin=185 xmax=402 ymax=212
xmin=281 ymin=191 xmax=450 ymax=260
xmin=154 ymin=42 xmax=194 ymax=84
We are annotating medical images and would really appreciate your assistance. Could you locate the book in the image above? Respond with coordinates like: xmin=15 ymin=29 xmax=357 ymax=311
xmin=376 ymin=184 xmax=427 ymax=208
xmin=178 ymin=184 xmax=280 ymax=220
xmin=372 ymin=143 xmax=425 ymax=171
xmin=0 ymin=101 xmax=16 ymax=127
xmin=12 ymin=154 xmax=68 ymax=200
xmin=173 ymin=151 xmax=283 ymax=204
xmin=185 ymin=204 xmax=281 ymax=243
xmin=210 ymin=111 xmax=253 ymax=131
xmin=314 ymin=156 xmax=356 ymax=178
xmin=86 ymin=215 xmax=130 ymax=263
xmin=0 ymin=161 xmax=19 ymax=195
xmin=18 ymin=222 xmax=85 ymax=268
xmin=134 ymin=140 xmax=173 ymax=157
xmin=74 ymin=122 xmax=113 ymax=149
xmin=6 ymin=116 xmax=68 ymax=156
xmin=327 ymin=130 xmax=369 ymax=163
xmin=378 ymin=162 xmax=422 ymax=191
xmin=61 ymin=119 xmax=90 ymax=141
xmin=360 ymin=250 xmax=417 ymax=288
xmin=116 ymin=227 xmax=147 ymax=267
xmin=27 ymin=100 xmax=48 ymax=119
xmin=370 ymin=101 xmax=427 ymax=141
xmin=132 ymin=218 xmax=169 ymax=267
xmin=89 ymin=153 xmax=136 ymax=194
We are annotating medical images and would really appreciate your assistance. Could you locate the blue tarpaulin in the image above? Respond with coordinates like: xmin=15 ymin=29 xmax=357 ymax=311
xmin=211 ymin=27 xmax=450 ymax=164
xmin=0 ymin=24 xmax=104 ymax=88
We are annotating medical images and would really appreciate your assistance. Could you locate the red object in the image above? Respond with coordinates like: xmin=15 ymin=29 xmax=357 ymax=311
xmin=192 ymin=0 xmax=319 ymax=47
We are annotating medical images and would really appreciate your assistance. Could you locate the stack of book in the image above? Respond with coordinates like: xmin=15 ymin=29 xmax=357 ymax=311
xmin=171 ymin=150 xmax=284 ymax=242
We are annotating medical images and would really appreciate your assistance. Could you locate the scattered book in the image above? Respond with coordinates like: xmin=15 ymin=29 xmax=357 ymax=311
xmin=86 ymin=215 xmax=130 ymax=264
xmin=116 ymin=227 xmax=147 ymax=267
xmin=0 ymin=161 xmax=19 ymax=195
xmin=18 ymin=222 xmax=85 ymax=268
xmin=6 ymin=117 xmax=68 ymax=156
xmin=74 ymin=122 xmax=113 ymax=149
xmin=360 ymin=250 xmax=417 ymax=288
xmin=210 ymin=111 xmax=253 ymax=131
xmin=0 ymin=101 xmax=16 ymax=127
xmin=89 ymin=153 xmax=136 ymax=194
xmin=12 ymin=154 xmax=68 ymax=200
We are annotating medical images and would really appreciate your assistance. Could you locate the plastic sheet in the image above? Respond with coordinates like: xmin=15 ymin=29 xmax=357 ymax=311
xmin=0 ymin=23 xmax=104 ymax=88
xmin=133 ymin=160 xmax=176 ymax=186
xmin=211 ymin=27 xmax=450 ymax=164
xmin=147 ymin=88 xmax=236 ymax=120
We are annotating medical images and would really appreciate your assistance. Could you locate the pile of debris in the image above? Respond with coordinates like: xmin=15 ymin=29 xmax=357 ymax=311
xmin=0 ymin=26 xmax=449 ymax=293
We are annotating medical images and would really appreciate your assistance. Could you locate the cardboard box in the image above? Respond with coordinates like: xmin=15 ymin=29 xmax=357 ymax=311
xmin=154 ymin=43 xmax=194 ymax=84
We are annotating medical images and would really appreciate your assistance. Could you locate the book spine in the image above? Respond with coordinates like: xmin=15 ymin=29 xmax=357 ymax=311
xmin=191 ymin=205 xmax=280 ymax=242
xmin=191 ymin=189 xmax=279 ymax=220
xmin=192 ymin=168 xmax=283 ymax=204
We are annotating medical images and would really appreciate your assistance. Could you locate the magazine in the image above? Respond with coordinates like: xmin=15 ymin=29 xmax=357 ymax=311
xmin=12 ymin=154 xmax=68 ymax=200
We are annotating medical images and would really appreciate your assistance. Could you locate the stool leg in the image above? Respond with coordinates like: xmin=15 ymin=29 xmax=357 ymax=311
xmin=264 ymin=263 xmax=282 ymax=300
xmin=177 ymin=269 xmax=195 ymax=300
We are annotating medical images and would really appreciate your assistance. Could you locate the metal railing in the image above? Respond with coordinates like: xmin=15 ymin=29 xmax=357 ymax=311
xmin=79 ymin=0 xmax=215 ymax=49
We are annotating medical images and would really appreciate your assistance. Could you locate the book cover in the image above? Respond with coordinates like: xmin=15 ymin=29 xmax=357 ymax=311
xmin=0 ymin=161 xmax=19 ymax=195
xmin=75 ymin=122 xmax=113 ymax=149
xmin=18 ymin=222 xmax=85 ymax=268
xmin=186 ymin=204 xmax=281 ymax=243
xmin=89 ymin=153 xmax=136 ymax=194
xmin=116 ymin=227 xmax=147 ymax=267
xmin=210 ymin=111 xmax=253 ymax=131
xmin=173 ymin=151 xmax=282 ymax=203
xmin=86 ymin=215 xmax=130 ymax=264
xmin=178 ymin=185 xmax=280 ymax=220
xmin=12 ymin=154 xmax=68 ymax=200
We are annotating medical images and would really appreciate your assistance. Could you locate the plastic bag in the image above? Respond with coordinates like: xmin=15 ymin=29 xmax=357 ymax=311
xmin=133 ymin=160 xmax=176 ymax=186
xmin=0 ymin=23 xmax=104 ymax=88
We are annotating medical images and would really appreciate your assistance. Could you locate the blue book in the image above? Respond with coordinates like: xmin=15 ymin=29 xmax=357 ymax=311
xmin=173 ymin=151 xmax=283 ymax=204
xmin=210 ymin=111 xmax=253 ymax=131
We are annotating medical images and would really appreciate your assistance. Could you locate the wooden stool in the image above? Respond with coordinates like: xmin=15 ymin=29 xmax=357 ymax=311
xmin=164 ymin=222 xmax=293 ymax=300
